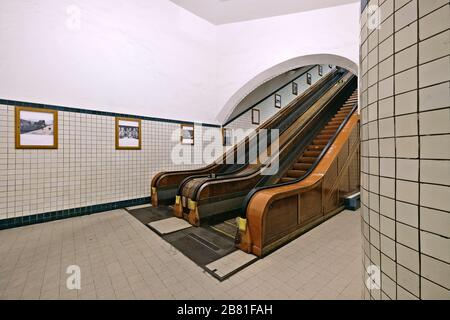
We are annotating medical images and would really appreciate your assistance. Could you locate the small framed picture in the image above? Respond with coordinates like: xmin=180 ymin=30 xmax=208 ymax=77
xmin=292 ymin=82 xmax=298 ymax=95
xmin=306 ymin=73 xmax=312 ymax=85
xmin=116 ymin=117 xmax=142 ymax=150
xmin=15 ymin=107 xmax=58 ymax=149
xmin=274 ymin=94 xmax=282 ymax=108
xmin=181 ymin=124 xmax=195 ymax=145
xmin=252 ymin=109 xmax=260 ymax=125
xmin=222 ymin=128 xmax=233 ymax=147
xmin=318 ymin=65 xmax=323 ymax=76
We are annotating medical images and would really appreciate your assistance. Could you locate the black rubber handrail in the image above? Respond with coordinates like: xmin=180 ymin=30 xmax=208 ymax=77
xmin=239 ymin=99 xmax=359 ymax=218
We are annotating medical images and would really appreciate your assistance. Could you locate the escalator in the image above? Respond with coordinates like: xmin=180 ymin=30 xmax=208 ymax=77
xmin=177 ymin=72 xmax=357 ymax=231
xmin=211 ymin=89 xmax=359 ymax=242
xmin=151 ymin=67 xmax=345 ymax=207
xmin=129 ymin=67 xmax=360 ymax=277
xmin=238 ymin=92 xmax=360 ymax=257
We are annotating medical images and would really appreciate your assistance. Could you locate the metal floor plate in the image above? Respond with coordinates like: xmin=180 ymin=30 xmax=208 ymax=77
xmin=127 ymin=207 xmax=257 ymax=281
xmin=126 ymin=206 xmax=173 ymax=225
xmin=148 ymin=217 xmax=192 ymax=235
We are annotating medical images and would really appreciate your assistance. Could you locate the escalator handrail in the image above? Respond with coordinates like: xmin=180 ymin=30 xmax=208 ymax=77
xmin=191 ymin=74 xmax=355 ymax=202
xmin=240 ymin=100 xmax=359 ymax=217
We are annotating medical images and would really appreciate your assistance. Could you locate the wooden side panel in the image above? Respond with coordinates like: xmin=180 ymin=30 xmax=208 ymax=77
xmin=337 ymin=140 xmax=349 ymax=173
xmin=339 ymin=168 xmax=350 ymax=199
xmin=263 ymin=195 xmax=298 ymax=245
xmin=299 ymin=184 xmax=322 ymax=224
xmin=323 ymin=158 xmax=337 ymax=197
xmin=349 ymin=146 xmax=361 ymax=192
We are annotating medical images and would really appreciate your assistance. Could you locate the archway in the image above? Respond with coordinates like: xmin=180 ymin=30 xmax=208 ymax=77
xmin=216 ymin=54 xmax=358 ymax=124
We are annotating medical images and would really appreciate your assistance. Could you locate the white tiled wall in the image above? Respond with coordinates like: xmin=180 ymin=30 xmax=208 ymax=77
xmin=0 ymin=105 xmax=222 ymax=221
xmin=360 ymin=0 xmax=450 ymax=300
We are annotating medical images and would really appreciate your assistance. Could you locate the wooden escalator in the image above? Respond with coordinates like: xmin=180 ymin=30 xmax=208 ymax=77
xmin=279 ymin=91 xmax=358 ymax=183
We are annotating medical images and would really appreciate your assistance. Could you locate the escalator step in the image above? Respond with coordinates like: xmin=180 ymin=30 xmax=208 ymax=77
xmin=316 ymin=135 xmax=333 ymax=140
xmin=287 ymin=170 xmax=306 ymax=178
xmin=299 ymin=157 xmax=317 ymax=163
xmin=294 ymin=163 xmax=312 ymax=170
xmin=308 ymin=145 xmax=325 ymax=150
xmin=313 ymin=139 xmax=329 ymax=145
xmin=303 ymin=151 xmax=321 ymax=157
xmin=293 ymin=163 xmax=309 ymax=171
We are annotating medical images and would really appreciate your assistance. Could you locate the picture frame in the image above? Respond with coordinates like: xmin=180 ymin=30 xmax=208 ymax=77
xmin=252 ymin=109 xmax=260 ymax=125
xmin=222 ymin=128 xmax=233 ymax=147
xmin=292 ymin=82 xmax=298 ymax=95
xmin=306 ymin=73 xmax=312 ymax=85
xmin=274 ymin=94 xmax=282 ymax=108
xmin=115 ymin=117 xmax=142 ymax=150
xmin=181 ymin=124 xmax=195 ymax=145
xmin=15 ymin=106 xmax=58 ymax=149
xmin=318 ymin=65 xmax=323 ymax=76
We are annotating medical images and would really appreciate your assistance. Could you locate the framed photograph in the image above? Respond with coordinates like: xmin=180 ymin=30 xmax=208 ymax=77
xmin=292 ymin=82 xmax=298 ymax=95
xmin=115 ymin=117 xmax=142 ymax=150
xmin=306 ymin=73 xmax=312 ymax=85
xmin=15 ymin=107 xmax=58 ymax=149
xmin=252 ymin=109 xmax=260 ymax=125
xmin=318 ymin=65 xmax=323 ymax=76
xmin=274 ymin=94 xmax=282 ymax=108
xmin=222 ymin=128 xmax=233 ymax=147
xmin=181 ymin=124 xmax=195 ymax=145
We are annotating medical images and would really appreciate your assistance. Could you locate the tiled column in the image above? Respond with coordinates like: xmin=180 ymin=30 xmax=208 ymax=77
xmin=360 ymin=0 xmax=450 ymax=299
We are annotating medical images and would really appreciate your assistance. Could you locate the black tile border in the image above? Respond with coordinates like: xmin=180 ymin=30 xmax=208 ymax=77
xmin=0 ymin=197 xmax=151 ymax=230
xmin=0 ymin=98 xmax=221 ymax=128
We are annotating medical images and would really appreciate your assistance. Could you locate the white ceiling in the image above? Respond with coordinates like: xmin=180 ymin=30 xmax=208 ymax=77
xmin=170 ymin=0 xmax=358 ymax=25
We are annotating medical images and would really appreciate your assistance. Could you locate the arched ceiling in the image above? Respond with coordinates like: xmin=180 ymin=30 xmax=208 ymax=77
xmin=170 ymin=0 xmax=359 ymax=25
xmin=218 ymin=54 xmax=359 ymax=124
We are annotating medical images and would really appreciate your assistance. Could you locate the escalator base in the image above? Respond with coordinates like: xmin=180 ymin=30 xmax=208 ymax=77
xmin=126 ymin=206 xmax=257 ymax=281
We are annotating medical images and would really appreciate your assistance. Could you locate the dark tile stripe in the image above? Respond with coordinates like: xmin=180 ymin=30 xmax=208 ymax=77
xmin=0 ymin=99 xmax=221 ymax=128
xmin=0 ymin=197 xmax=151 ymax=230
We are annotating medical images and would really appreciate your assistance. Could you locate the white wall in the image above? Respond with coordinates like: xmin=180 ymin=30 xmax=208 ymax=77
xmin=0 ymin=0 xmax=217 ymax=124
xmin=0 ymin=1 xmax=359 ymax=125
xmin=226 ymin=65 xmax=335 ymax=130
xmin=216 ymin=2 xmax=360 ymax=123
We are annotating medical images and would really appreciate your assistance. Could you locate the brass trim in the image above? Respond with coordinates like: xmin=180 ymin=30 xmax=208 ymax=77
xmin=115 ymin=117 xmax=142 ymax=150
xmin=15 ymin=106 xmax=58 ymax=150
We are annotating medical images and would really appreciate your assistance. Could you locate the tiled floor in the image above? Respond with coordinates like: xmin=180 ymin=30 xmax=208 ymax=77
xmin=0 ymin=209 xmax=363 ymax=300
